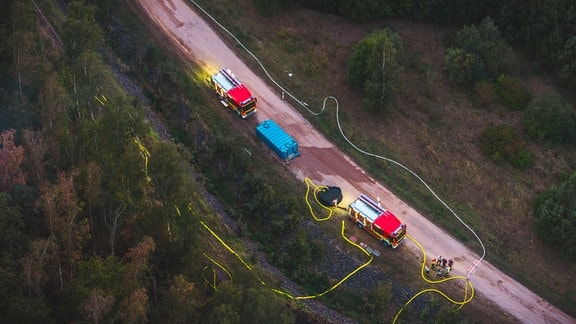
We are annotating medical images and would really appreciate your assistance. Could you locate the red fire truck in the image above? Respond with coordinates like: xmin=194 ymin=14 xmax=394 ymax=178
xmin=208 ymin=68 xmax=257 ymax=118
xmin=348 ymin=194 xmax=407 ymax=248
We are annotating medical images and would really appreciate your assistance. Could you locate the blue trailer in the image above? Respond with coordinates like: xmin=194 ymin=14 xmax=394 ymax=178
xmin=256 ymin=119 xmax=300 ymax=161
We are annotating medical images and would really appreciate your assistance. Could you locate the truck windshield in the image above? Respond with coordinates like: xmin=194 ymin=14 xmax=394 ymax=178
xmin=243 ymin=100 xmax=256 ymax=110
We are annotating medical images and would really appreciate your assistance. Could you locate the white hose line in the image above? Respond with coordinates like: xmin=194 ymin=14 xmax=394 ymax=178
xmin=188 ymin=0 xmax=485 ymax=278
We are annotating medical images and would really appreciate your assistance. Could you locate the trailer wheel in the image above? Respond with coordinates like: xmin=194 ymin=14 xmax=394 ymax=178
xmin=357 ymin=223 xmax=363 ymax=229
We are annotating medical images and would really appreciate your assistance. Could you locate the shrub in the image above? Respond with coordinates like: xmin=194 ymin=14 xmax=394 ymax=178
xmin=445 ymin=48 xmax=485 ymax=86
xmin=534 ymin=173 xmax=576 ymax=261
xmin=523 ymin=95 xmax=576 ymax=144
xmin=445 ymin=17 xmax=510 ymax=86
xmin=348 ymin=29 xmax=404 ymax=112
xmin=496 ymin=74 xmax=531 ymax=111
xmin=472 ymin=80 xmax=497 ymax=108
xmin=479 ymin=124 xmax=533 ymax=168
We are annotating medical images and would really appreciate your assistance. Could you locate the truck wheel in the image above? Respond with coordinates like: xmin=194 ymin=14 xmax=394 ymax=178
xmin=382 ymin=240 xmax=390 ymax=247
xmin=357 ymin=223 xmax=363 ymax=229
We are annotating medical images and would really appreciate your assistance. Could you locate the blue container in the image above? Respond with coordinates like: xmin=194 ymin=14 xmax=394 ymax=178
xmin=256 ymin=119 xmax=300 ymax=161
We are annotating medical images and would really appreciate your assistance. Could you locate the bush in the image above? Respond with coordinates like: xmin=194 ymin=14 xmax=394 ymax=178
xmin=445 ymin=48 xmax=486 ymax=86
xmin=479 ymin=124 xmax=533 ymax=168
xmin=523 ymin=95 xmax=576 ymax=144
xmin=496 ymin=74 xmax=531 ymax=111
xmin=445 ymin=17 xmax=510 ymax=86
xmin=534 ymin=172 xmax=576 ymax=261
xmin=472 ymin=80 xmax=497 ymax=108
xmin=348 ymin=29 xmax=404 ymax=113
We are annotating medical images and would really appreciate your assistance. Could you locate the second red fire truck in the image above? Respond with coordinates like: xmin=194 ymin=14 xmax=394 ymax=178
xmin=208 ymin=68 xmax=257 ymax=118
xmin=348 ymin=194 xmax=407 ymax=248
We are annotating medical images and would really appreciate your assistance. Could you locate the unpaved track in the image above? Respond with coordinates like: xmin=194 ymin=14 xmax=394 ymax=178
xmin=134 ymin=0 xmax=575 ymax=323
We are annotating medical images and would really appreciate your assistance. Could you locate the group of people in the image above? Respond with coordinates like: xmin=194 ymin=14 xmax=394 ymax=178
xmin=424 ymin=255 xmax=454 ymax=278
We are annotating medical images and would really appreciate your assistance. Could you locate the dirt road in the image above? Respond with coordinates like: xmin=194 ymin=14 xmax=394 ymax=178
xmin=134 ymin=0 xmax=574 ymax=323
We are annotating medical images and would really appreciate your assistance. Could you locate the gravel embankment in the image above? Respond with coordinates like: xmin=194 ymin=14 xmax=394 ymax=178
xmin=110 ymin=63 xmax=172 ymax=142
xmin=203 ymin=195 xmax=359 ymax=323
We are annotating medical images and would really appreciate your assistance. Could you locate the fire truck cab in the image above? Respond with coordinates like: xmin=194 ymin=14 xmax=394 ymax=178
xmin=208 ymin=68 xmax=257 ymax=118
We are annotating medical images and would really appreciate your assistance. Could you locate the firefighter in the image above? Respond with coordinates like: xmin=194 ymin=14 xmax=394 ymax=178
xmin=436 ymin=268 xmax=443 ymax=278
xmin=431 ymin=258 xmax=437 ymax=269
xmin=445 ymin=265 xmax=451 ymax=276
xmin=425 ymin=265 xmax=430 ymax=277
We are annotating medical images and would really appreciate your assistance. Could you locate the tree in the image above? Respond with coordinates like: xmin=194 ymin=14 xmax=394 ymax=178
xmin=118 ymin=287 xmax=148 ymax=324
xmin=0 ymin=192 xmax=26 ymax=267
xmin=445 ymin=17 xmax=510 ymax=86
xmin=445 ymin=48 xmax=485 ymax=86
xmin=39 ymin=169 xmax=88 ymax=290
xmin=146 ymin=141 xmax=196 ymax=244
xmin=0 ymin=193 xmax=29 ymax=321
xmin=523 ymin=94 xmax=576 ymax=144
xmin=74 ymin=255 xmax=128 ymax=299
xmin=534 ymin=172 xmax=576 ymax=260
xmin=204 ymin=281 xmax=242 ymax=323
xmin=99 ymin=141 xmax=147 ymax=256
xmin=21 ymin=129 xmax=47 ymax=185
xmin=90 ymin=95 xmax=148 ymax=255
xmin=82 ymin=288 xmax=115 ymax=324
xmin=20 ymin=239 xmax=51 ymax=297
xmin=497 ymin=0 xmax=576 ymax=85
xmin=124 ymin=236 xmax=155 ymax=286
xmin=7 ymin=0 xmax=43 ymax=96
xmin=148 ymin=141 xmax=193 ymax=208
xmin=37 ymin=73 xmax=71 ymax=132
xmin=163 ymin=274 xmax=199 ymax=323
xmin=70 ymin=51 xmax=116 ymax=121
xmin=557 ymin=35 xmax=576 ymax=85
xmin=339 ymin=0 xmax=382 ymax=22
xmin=61 ymin=0 xmax=103 ymax=62
xmin=205 ymin=303 xmax=240 ymax=324
xmin=79 ymin=160 xmax=102 ymax=245
xmin=348 ymin=29 xmax=404 ymax=112
xmin=0 ymin=129 xmax=26 ymax=192
xmin=240 ymin=287 xmax=295 ymax=323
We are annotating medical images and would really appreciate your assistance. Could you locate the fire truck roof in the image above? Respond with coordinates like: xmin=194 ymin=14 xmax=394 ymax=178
xmin=212 ymin=71 xmax=235 ymax=92
xmin=351 ymin=194 xmax=403 ymax=234
xmin=374 ymin=210 xmax=402 ymax=236
xmin=227 ymin=85 xmax=253 ymax=104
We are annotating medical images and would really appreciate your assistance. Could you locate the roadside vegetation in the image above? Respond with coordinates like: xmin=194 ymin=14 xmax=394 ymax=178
xmin=1 ymin=0 xmax=575 ymax=322
xmin=0 ymin=0 xmax=310 ymax=322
